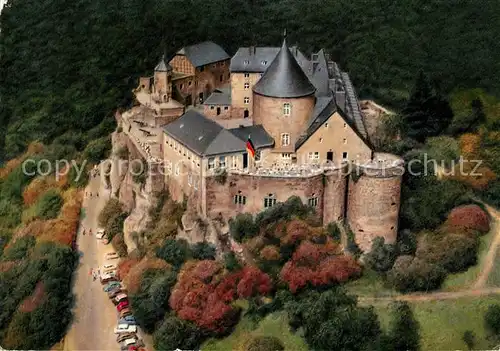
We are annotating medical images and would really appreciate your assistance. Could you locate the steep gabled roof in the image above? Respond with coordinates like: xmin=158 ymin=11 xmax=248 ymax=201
xmin=295 ymin=97 xmax=373 ymax=150
xmin=163 ymin=110 xmax=245 ymax=156
xmin=176 ymin=41 xmax=230 ymax=67
xmin=252 ymin=39 xmax=316 ymax=98
xmin=229 ymin=125 xmax=274 ymax=149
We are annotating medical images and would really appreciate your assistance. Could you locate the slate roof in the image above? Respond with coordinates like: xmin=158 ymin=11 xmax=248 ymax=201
xmin=229 ymin=125 xmax=274 ymax=149
xmin=155 ymin=55 xmax=172 ymax=72
xmin=295 ymin=96 xmax=372 ymax=150
xmin=204 ymin=89 xmax=232 ymax=105
xmin=163 ymin=110 xmax=245 ymax=156
xmin=341 ymin=72 xmax=368 ymax=138
xmin=176 ymin=41 xmax=230 ymax=68
xmin=253 ymin=39 xmax=316 ymax=98
xmin=309 ymin=50 xmax=331 ymax=96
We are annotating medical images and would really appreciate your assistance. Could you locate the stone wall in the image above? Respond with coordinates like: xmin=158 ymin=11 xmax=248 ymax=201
xmin=204 ymin=172 xmax=325 ymax=220
xmin=253 ymin=93 xmax=315 ymax=151
xmin=323 ymin=166 xmax=348 ymax=225
xmin=346 ymin=172 xmax=402 ymax=252
xmin=231 ymin=72 xmax=261 ymax=118
xmin=203 ymin=104 xmax=232 ymax=120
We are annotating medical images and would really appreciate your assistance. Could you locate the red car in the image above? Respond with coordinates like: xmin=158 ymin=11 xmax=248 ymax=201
xmin=116 ymin=300 xmax=129 ymax=312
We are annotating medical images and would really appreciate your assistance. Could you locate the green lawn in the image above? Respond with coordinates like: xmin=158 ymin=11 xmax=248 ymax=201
xmin=370 ymin=296 xmax=500 ymax=351
xmin=345 ymin=268 xmax=397 ymax=297
xmin=441 ymin=230 xmax=495 ymax=291
xmin=202 ymin=310 xmax=307 ymax=351
xmin=486 ymin=246 xmax=500 ymax=287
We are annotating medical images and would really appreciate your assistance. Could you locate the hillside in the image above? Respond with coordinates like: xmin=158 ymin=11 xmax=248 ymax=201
xmin=1 ymin=0 xmax=500 ymax=161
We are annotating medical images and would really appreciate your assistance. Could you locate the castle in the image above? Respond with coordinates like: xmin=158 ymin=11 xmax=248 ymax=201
xmin=118 ymin=37 xmax=404 ymax=252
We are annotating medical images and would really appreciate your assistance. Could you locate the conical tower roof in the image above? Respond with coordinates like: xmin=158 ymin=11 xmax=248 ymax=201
xmin=155 ymin=55 xmax=172 ymax=72
xmin=253 ymin=38 xmax=316 ymax=98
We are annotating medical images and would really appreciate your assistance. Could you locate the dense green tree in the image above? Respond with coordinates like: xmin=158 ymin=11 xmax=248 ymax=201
xmin=484 ymin=304 xmax=500 ymax=336
xmin=462 ymin=330 xmax=475 ymax=350
xmin=155 ymin=238 xmax=190 ymax=267
xmin=387 ymin=302 xmax=420 ymax=351
xmin=224 ymin=251 xmax=241 ymax=272
xmin=153 ymin=315 xmax=202 ymax=351
xmin=191 ymin=242 xmax=216 ymax=260
xmin=365 ymin=237 xmax=398 ymax=273
xmin=35 ymin=189 xmax=63 ymax=220
xmin=229 ymin=213 xmax=259 ymax=242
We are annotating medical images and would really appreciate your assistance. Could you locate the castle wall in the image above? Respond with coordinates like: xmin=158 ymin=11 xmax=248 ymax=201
xmin=204 ymin=104 xmax=232 ymax=120
xmin=295 ymin=111 xmax=372 ymax=164
xmin=323 ymin=165 xmax=348 ymax=225
xmin=346 ymin=154 xmax=404 ymax=252
xmin=155 ymin=108 xmax=184 ymax=126
xmin=253 ymin=93 xmax=315 ymax=152
xmin=231 ymin=72 xmax=262 ymax=119
xmin=203 ymin=173 xmax=324 ymax=220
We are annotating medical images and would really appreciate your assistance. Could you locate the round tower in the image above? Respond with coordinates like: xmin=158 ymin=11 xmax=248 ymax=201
xmin=346 ymin=153 xmax=404 ymax=252
xmin=322 ymin=162 xmax=349 ymax=225
xmin=252 ymin=37 xmax=316 ymax=148
xmin=154 ymin=55 xmax=173 ymax=102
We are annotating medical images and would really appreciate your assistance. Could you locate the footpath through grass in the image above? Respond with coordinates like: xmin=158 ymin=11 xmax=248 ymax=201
xmin=372 ymin=295 xmax=500 ymax=351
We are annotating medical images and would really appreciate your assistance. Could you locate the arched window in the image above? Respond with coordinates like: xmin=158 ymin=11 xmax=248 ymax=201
xmin=283 ymin=102 xmax=291 ymax=116
xmin=264 ymin=194 xmax=277 ymax=208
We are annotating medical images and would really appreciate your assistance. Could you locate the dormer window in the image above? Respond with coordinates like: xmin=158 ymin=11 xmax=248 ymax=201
xmin=312 ymin=54 xmax=319 ymax=61
xmin=283 ymin=102 xmax=291 ymax=116
xmin=244 ymin=73 xmax=250 ymax=78
xmin=244 ymin=60 xmax=250 ymax=65
xmin=261 ymin=60 xmax=267 ymax=65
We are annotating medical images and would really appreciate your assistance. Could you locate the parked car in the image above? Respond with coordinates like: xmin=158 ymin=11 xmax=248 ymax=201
xmin=114 ymin=293 xmax=128 ymax=304
xmin=108 ymin=287 xmax=123 ymax=298
xmin=95 ymin=229 xmax=106 ymax=240
xmin=121 ymin=315 xmax=136 ymax=323
xmin=103 ymin=281 xmax=121 ymax=292
xmin=113 ymin=324 xmax=137 ymax=334
xmin=102 ymin=263 xmax=117 ymax=270
xmin=116 ymin=332 xmax=137 ymax=343
xmin=105 ymin=252 xmax=120 ymax=260
xmin=119 ymin=308 xmax=132 ymax=318
xmin=100 ymin=274 xmax=117 ymax=285
xmin=120 ymin=337 xmax=138 ymax=348
xmin=117 ymin=300 xmax=129 ymax=312
xmin=118 ymin=317 xmax=137 ymax=325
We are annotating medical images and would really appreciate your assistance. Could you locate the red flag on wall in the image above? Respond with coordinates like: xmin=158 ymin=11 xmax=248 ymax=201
xmin=246 ymin=137 xmax=255 ymax=158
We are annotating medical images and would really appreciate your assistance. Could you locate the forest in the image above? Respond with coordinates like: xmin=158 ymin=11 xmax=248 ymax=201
xmin=1 ymin=0 xmax=500 ymax=161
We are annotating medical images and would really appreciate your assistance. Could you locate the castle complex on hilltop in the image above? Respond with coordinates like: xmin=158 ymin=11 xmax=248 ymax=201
xmin=118 ymin=37 xmax=404 ymax=252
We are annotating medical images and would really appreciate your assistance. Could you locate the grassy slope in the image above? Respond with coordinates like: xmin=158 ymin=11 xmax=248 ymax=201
xmin=373 ymin=296 xmax=500 ymax=350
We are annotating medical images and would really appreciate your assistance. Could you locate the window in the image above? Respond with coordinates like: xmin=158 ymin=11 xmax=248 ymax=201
xmin=221 ymin=61 xmax=225 ymax=66
xmin=210 ymin=106 xmax=214 ymax=110
xmin=244 ymin=97 xmax=250 ymax=104
xmin=208 ymin=157 xmax=215 ymax=169
xmin=180 ymin=84 xmax=183 ymax=89
xmin=312 ymin=54 xmax=319 ymax=61
xmin=244 ymin=83 xmax=250 ymax=89
xmin=188 ymin=173 xmax=193 ymax=186
xmin=308 ymin=152 xmax=320 ymax=160
xmin=188 ymin=81 xmax=192 ymax=86
xmin=308 ymin=195 xmax=318 ymax=208
xmin=175 ymin=164 xmax=180 ymax=176
xmin=281 ymin=153 xmax=291 ymax=160
xmin=261 ymin=60 xmax=267 ymax=65
xmin=325 ymin=123 xmax=329 ymax=128
xmin=173 ymin=142 xmax=177 ymax=150
xmin=244 ymin=60 xmax=250 ymax=65
xmin=231 ymin=155 xmax=238 ymax=169
xmin=255 ymin=150 xmax=261 ymax=162
xmin=200 ymin=66 xmax=205 ymax=72
xmin=343 ymin=138 xmax=347 ymax=144
xmin=224 ymin=106 xmax=229 ymax=110
xmin=219 ymin=156 xmax=226 ymax=168
xmin=187 ymin=151 xmax=191 ymax=160
xmin=342 ymin=152 xmax=348 ymax=159
xmin=281 ymin=133 xmax=290 ymax=146
xmin=244 ymin=73 xmax=250 ymax=78
xmin=319 ymin=137 xmax=323 ymax=143
xmin=283 ymin=102 xmax=291 ymax=116
xmin=343 ymin=123 xmax=347 ymax=128
xmin=234 ymin=192 xmax=246 ymax=205
xmin=264 ymin=194 xmax=277 ymax=208
xmin=213 ymin=64 xmax=217 ymax=68
xmin=260 ymin=73 xmax=263 ymax=77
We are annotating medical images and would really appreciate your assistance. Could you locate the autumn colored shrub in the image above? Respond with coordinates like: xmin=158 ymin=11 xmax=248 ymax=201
xmin=281 ymin=219 xmax=312 ymax=246
xmin=123 ymin=256 xmax=171 ymax=294
xmin=459 ymin=133 xmax=481 ymax=158
xmin=111 ymin=233 xmax=128 ymax=257
xmin=388 ymin=255 xmax=446 ymax=292
xmin=449 ymin=161 xmax=496 ymax=190
xmin=260 ymin=245 xmax=280 ymax=262
xmin=243 ymin=336 xmax=284 ymax=351
xmin=22 ymin=177 xmax=57 ymax=206
xmin=280 ymin=241 xmax=359 ymax=293
xmin=170 ymin=261 xmax=271 ymax=334
xmin=117 ymin=258 xmax=140 ymax=280
xmin=444 ymin=204 xmax=490 ymax=235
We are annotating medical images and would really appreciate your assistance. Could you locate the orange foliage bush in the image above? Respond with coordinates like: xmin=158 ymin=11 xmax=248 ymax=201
xmin=449 ymin=161 xmax=496 ymax=190
xmin=280 ymin=241 xmax=360 ymax=293
xmin=117 ymin=258 xmax=140 ymax=280
xmin=22 ymin=177 xmax=57 ymax=206
xmin=0 ymin=141 xmax=44 ymax=179
xmin=459 ymin=133 xmax=481 ymax=158
xmin=444 ymin=204 xmax=490 ymax=235
xmin=281 ymin=219 xmax=313 ymax=245
xmin=260 ymin=245 xmax=280 ymax=261
xmin=123 ymin=256 xmax=171 ymax=294
xmin=19 ymin=281 xmax=46 ymax=313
